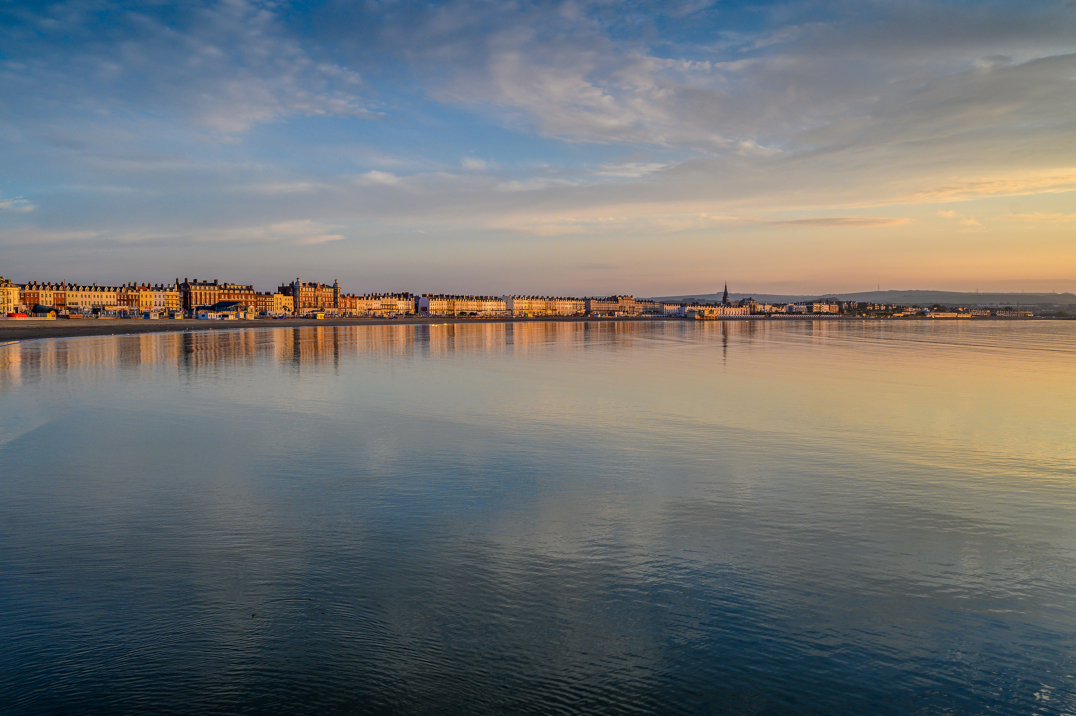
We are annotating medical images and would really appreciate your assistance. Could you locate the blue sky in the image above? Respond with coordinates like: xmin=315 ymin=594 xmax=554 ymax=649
xmin=1 ymin=0 xmax=1074 ymax=295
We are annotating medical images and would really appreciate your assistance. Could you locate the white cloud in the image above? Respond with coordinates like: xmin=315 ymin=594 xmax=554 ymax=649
xmin=295 ymin=233 xmax=345 ymax=246
xmin=356 ymin=171 xmax=403 ymax=186
xmin=0 ymin=228 xmax=99 ymax=245
xmin=3 ymin=0 xmax=374 ymax=135
xmin=193 ymin=220 xmax=345 ymax=246
xmin=225 ymin=181 xmax=331 ymax=194
xmin=410 ymin=0 xmax=1076 ymax=181
xmin=0 ymin=197 xmax=36 ymax=213
xmin=462 ymin=157 xmax=488 ymax=171
xmin=592 ymin=162 xmax=666 ymax=178
xmin=495 ymin=177 xmax=578 ymax=192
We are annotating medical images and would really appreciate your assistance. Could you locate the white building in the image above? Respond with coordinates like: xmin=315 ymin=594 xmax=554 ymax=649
xmin=418 ymin=295 xmax=507 ymax=316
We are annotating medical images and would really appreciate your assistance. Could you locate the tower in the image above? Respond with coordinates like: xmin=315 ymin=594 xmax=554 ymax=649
xmin=721 ymin=283 xmax=730 ymax=306
xmin=333 ymin=278 xmax=341 ymax=310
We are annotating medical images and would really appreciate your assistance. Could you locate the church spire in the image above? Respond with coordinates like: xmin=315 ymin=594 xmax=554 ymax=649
xmin=721 ymin=283 xmax=730 ymax=305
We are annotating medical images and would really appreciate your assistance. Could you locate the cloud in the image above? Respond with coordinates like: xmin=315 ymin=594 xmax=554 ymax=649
xmin=592 ymin=161 xmax=666 ymax=178
xmin=295 ymin=233 xmax=345 ymax=246
xmin=767 ymin=217 xmax=912 ymax=228
xmin=394 ymin=0 xmax=1076 ymax=159
xmin=489 ymin=202 xmax=745 ymax=236
xmin=194 ymin=220 xmax=346 ymax=246
xmin=916 ymin=172 xmax=1076 ymax=202
xmin=0 ymin=229 xmax=99 ymax=246
xmin=461 ymin=157 xmax=488 ymax=171
xmin=1 ymin=0 xmax=374 ymax=135
xmin=0 ymin=197 xmax=37 ymax=213
xmin=749 ymin=23 xmax=823 ymax=51
xmin=936 ymin=210 xmax=980 ymax=227
xmin=225 ymin=181 xmax=331 ymax=194
xmin=1009 ymin=212 xmax=1076 ymax=223
xmin=736 ymin=141 xmax=781 ymax=157
xmin=356 ymin=171 xmax=403 ymax=186
xmin=495 ymin=177 xmax=579 ymax=192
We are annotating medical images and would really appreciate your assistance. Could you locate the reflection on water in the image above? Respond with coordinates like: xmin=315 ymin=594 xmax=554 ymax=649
xmin=1 ymin=321 xmax=1075 ymax=715
xmin=1 ymin=321 xmax=749 ymax=382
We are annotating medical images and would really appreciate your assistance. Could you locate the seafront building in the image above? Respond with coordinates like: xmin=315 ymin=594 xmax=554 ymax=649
xmin=585 ymin=295 xmax=636 ymax=316
xmin=583 ymin=296 xmax=663 ymax=316
xmin=4 ymin=275 xmax=766 ymax=320
xmin=179 ymin=279 xmax=222 ymax=312
xmin=0 ymin=274 xmax=1045 ymax=320
xmin=270 ymin=279 xmax=414 ymax=317
xmin=66 ymin=284 xmax=121 ymax=312
xmin=19 ymin=281 xmax=63 ymax=310
xmin=279 ymin=278 xmax=340 ymax=315
xmin=217 ymin=283 xmax=256 ymax=308
xmin=503 ymin=296 xmax=585 ymax=317
xmin=344 ymin=293 xmax=415 ymax=317
xmin=116 ymin=283 xmax=183 ymax=314
xmin=417 ymin=295 xmax=507 ymax=317
xmin=686 ymin=303 xmax=750 ymax=318
xmin=672 ymin=285 xmax=749 ymax=318
xmin=253 ymin=291 xmax=295 ymax=315
xmin=0 ymin=277 xmax=20 ymax=315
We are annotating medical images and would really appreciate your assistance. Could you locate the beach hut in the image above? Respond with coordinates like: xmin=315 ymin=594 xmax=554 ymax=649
xmin=30 ymin=305 xmax=57 ymax=319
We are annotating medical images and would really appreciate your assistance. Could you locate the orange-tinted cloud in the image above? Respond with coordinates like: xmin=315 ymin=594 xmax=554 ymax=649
xmin=767 ymin=217 xmax=911 ymax=228
xmin=916 ymin=172 xmax=1076 ymax=201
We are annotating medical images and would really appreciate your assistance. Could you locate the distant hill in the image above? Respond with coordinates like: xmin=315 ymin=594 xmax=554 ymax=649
xmin=650 ymin=290 xmax=1076 ymax=307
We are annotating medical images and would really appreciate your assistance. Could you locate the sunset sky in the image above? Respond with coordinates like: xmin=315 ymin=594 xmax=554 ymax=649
xmin=1 ymin=0 xmax=1074 ymax=295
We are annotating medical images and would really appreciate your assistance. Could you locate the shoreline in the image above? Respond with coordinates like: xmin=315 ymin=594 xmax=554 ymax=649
xmin=0 ymin=314 xmax=1056 ymax=344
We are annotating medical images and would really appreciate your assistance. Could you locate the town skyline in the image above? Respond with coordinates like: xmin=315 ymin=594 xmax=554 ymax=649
xmin=5 ymin=273 xmax=1075 ymax=305
xmin=1 ymin=273 xmax=1056 ymax=324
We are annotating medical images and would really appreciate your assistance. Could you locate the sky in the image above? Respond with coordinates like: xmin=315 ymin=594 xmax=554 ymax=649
xmin=1 ymin=0 xmax=1074 ymax=296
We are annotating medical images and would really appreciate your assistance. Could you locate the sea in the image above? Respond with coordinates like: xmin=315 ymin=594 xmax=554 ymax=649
xmin=1 ymin=320 xmax=1074 ymax=715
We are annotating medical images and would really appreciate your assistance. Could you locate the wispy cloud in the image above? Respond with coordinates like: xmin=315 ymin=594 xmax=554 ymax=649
xmin=356 ymin=171 xmax=403 ymax=186
xmin=295 ymin=233 xmax=345 ymax=246
xmin=2 ymin=0 xmax=374 ymax=135
xmin=916 ymin=172 xmax=1076 ymax=202
xmin=225 ymin=181 xmax=332 ymax=194
xmin=936 ymin=210 xmax=980 ymax=227
xmin=1009 ymin=212 xmax=1076 ymax=223
xmin=194 ymin=220 xmax=346 ymax=246
xmin=0 ymin=197 xmax=36 ymax=213
xmin=404 ymin=0 xmax=1076 ymax=160
xmin=0 ymin=228 xmax=99 ymax=246
xmin=767 ymin=217 xmax=911 ymax=228
xmin=592 ymin=162 xmax=667 ymax=178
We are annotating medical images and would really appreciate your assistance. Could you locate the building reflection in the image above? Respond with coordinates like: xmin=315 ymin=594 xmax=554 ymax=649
xmin=0 ymin=320 xmax=778 ymax=386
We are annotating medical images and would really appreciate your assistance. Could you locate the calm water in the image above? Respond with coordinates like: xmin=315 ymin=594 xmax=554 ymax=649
xmin=2 ymin=320 xmax=1075 ymax=715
